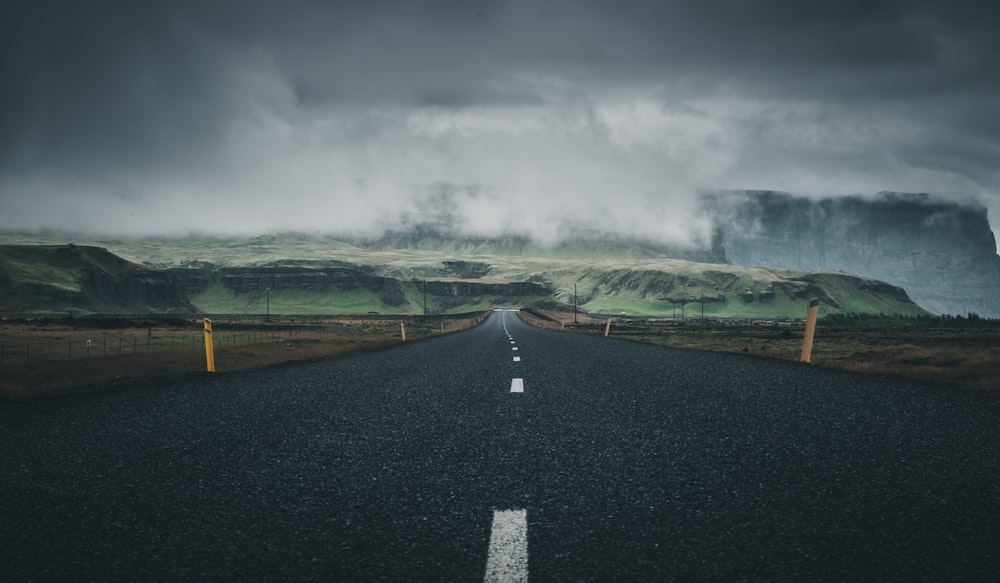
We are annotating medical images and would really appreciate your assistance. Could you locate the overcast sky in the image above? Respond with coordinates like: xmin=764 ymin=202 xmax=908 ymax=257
xmin=1 ymin=0 xmax=998 ymax=243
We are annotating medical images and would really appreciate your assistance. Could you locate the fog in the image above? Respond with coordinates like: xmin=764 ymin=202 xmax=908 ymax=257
xmin=2 ymin=0 xmax=998 ymax=243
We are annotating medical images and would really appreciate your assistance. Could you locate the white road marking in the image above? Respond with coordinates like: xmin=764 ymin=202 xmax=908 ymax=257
xmin=484 ymin=509 xmax=528 ymax=583
xmin=513 ymin=356 xmax=521 ymax=362
xmin=510 ymin=378 xmax=524 ymax=393
xmin=512 ymin=347 xmax=518 ymax=351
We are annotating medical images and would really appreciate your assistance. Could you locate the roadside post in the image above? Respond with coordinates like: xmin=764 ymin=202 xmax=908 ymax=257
xmin=800 ymin=298 xmax=819 ymax=363
xmin=604 ymin=317 xmax=612 ymax=337
xmin=204 ymin=318 xmax=216 ymax=372
xmin=400 ymin=321 xmax=407 ymax=342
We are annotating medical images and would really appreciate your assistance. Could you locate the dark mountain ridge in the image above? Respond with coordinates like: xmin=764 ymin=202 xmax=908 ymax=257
xmin=701 ymin=191 xmax=1000 ymax=317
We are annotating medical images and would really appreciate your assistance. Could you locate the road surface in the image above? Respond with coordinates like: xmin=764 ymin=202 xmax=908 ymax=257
xmin=2 ymin=310 xmax=999 ymax=581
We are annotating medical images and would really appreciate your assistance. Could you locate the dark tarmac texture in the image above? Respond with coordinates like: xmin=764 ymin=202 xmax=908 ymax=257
xmin=2 ymin=311 xmax=999 ymax=581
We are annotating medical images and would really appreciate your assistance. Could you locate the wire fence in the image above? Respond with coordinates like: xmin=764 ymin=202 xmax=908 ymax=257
xmin=0 ymin=312 xmax=489 ymax=367
xmin=518 ymin=308 xmax=805 ymax=332
xmin=1 ymin=329 xmax=327 ymax=366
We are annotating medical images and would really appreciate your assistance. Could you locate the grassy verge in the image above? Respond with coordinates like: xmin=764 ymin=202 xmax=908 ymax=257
xmin=0 ymin=313 xmax=488 ymax=398
xmin=520 ymin=310 xmax=1000 ymax=390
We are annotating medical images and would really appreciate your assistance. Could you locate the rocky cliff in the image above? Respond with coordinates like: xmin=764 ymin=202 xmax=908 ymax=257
xmin=167 ymin=266 xmax=555 ymax=313
xmin=168 ymin=266 xmax=409 ymax=307
xmin=702 ymin=191 xmax=1000 ymax=316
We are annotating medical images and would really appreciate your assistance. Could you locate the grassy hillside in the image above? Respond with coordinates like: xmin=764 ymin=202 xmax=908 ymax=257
xmin=189 ymin=278 xmax=555 ymax=316
xmin=0 ymin=234 xmax=930 ymax=317
xmin=0 ymin=245 xmax=83 ymax=295
xmin=0 ymin=244 xmax=193 ymax=313
xmin=191 ymin=283 xmax=392 ymax=315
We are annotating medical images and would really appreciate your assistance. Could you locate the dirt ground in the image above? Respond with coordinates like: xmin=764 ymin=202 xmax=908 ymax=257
xmin=0 ymin=314 xmax=486 ymax=398
xmin=522 ymin=310 xmax=1000 ymax=390
xmin=5 ymin=310 xmax=997 ymax=396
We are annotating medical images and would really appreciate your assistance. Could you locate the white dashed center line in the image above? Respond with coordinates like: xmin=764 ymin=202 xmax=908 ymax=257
xmin=484 ymin=509 xmax=528 ymax=583
xmin=512 ymin=347 xmax=518 ymax=351
xmin=510 ymin=378 xmax=524 ymax=393
xmin=513 ymin=356 xmax=521 ymax=362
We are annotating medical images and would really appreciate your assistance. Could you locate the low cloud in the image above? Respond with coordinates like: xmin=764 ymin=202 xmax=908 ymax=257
xmin=2 ymin=0 xmax=998 ymax=242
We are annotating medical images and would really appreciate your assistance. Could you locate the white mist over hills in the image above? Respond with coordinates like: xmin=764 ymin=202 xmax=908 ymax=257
xmin=3 ymin=189 xmax=998 ymax=316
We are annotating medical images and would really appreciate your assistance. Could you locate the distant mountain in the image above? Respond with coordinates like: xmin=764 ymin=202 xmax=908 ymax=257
xmin=0 ymin=244 xmax=194 ymax=314
xmin=0 ymin=240 xmax=927 ymax=318
xmin=702 ymin=191 xmax=1000 ymax=317
xmin=8 ymin=189 xmax=991 ymax=316
xmin=544 ymin=261 xmax=923 ymax=318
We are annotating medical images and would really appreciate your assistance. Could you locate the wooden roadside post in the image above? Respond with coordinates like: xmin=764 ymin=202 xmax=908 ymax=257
xmin=604 ymin=317 xmax=612 ymax=337
xmin=800 ymin=298 xmax=819 ymax=363
xmin=400 ymin=321 xmax=407 ymax=342
xmin=204 ymin=318 xmax=216 ymax=372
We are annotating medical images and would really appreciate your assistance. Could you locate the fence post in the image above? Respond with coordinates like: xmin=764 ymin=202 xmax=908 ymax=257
xmin=204 ymin=318 xmax=216 ymax=372
xmin=800 ymin=298 xmax=820 ymax=363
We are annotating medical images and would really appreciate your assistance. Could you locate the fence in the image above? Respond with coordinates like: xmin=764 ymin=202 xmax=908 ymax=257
xmin=0 ymin=312 xmax=490 ymax=367
xmin=0 ymin=329 xmax=328 ymax=366
xmin=518 ymin=309 xmax=805 ymax=334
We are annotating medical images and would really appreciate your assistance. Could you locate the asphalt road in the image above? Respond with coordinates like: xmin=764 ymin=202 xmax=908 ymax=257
xmin=2 ymin=310 xmax=999 ymax=582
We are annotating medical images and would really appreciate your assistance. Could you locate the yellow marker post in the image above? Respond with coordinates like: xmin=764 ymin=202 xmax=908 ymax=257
xmin=604 ymin=317 xmax=612 ymax=337
xmin=203 ymin=318 xmax=216 ymax=372
xmin=800 ymin=298 xmax=820 ymax=363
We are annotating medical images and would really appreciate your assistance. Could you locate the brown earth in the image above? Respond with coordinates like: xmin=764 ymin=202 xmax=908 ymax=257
xmin=521 ymin=310 xmax=1000 ymax=390
xmin=6 ymin=310 xmax=995 ymax=397
xmin=0 ymin=314 xmax=487 ymax=398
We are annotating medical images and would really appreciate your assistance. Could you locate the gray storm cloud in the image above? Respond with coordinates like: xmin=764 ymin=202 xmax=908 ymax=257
xmin=1 ymin=0 xmax=998 ymax=241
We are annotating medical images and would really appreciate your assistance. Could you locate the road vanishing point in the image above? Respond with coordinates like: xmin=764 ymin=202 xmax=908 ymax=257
xmin=2 ymin=310 xmax=999 ymax=581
